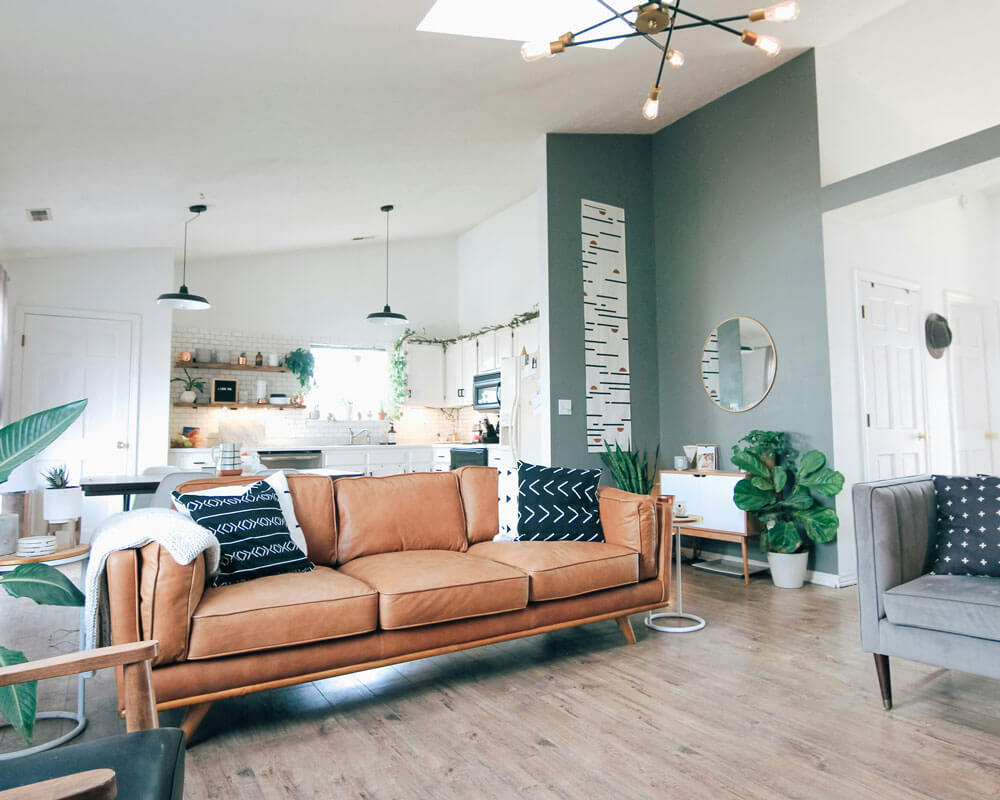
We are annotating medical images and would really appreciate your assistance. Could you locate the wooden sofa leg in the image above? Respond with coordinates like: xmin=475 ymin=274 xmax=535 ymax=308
xmin=615 ymin=615 xmax=637 ymax=645
xmin=180 ymin=701 xmax=213 ymax=743
xmin=874 ymin=654 xmax=892 ymax=710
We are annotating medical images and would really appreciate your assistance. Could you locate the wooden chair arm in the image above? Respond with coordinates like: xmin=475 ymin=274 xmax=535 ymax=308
xmin=0 ymin=642 xmax=159 ymax=733
xmin=0 ymin=768 xmax=116 ymax=800
xmin=0 ymin=642 xmax=157 ymax=687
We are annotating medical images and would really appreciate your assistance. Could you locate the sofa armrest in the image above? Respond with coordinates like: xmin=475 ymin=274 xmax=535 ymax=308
xmin=852 ymin=476 xmax=936 ymax=652
xmin=598 ymin=486 xmax=660 ymax=582
xmin=137 ymin=544 xmax=206 ymax=667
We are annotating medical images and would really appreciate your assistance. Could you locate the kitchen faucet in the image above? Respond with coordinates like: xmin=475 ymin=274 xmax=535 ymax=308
xmin=349 ymin=427 xmax=372 ymax=445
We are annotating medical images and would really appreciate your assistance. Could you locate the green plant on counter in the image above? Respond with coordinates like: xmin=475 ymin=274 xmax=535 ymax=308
xmin=388 ymin=329 xmax=414 ymax=422
xmin=284 ymin=348 xmax=315 ymax=391
xmin=600 ymin=441 xmax=659 ymax=495
xmin=731 ymin=429 xmax=845 ymax=554
xmin=0 ymin=398 xmax=88 ymax=744
xmin=170 ymin=368 xmax=206 ymax=394
xmin=41 ymin=464 xmax=71 ymax=489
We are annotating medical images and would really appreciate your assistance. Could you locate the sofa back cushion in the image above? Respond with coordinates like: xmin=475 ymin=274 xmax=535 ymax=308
xmin=175 ymin=474 xmax=338 ymax=566
xmin=335 ymin=472 xmax=468 ymax=564
xmin=456 ymin=466 xmax=499 ymax=544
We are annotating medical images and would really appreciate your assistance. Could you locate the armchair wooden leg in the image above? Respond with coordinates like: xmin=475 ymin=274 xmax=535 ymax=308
xmin=180 ymin=701 xmax=213 ymax=743
xmin=874 ymin=654 xmax=892 ymax=710
xmin=615 ymin=615 xmax=637 ymax=645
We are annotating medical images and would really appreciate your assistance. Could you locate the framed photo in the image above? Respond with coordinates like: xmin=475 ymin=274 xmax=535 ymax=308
xmin=695 ymin=444 xmax=719 ymax=472
xmin=211 ymin=378 xmax=239 ymax=404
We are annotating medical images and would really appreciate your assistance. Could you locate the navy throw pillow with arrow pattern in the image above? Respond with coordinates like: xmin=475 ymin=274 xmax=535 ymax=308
xmin=516 ymin=461 xmax=604 ymax=542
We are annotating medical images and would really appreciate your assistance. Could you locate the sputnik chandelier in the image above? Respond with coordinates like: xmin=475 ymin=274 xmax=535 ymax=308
xmin=521 ymin=2 xmax=800 ymax=120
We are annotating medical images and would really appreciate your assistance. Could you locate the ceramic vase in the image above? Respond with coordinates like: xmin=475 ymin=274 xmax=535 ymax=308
xmin=43 ymin=487 xmax=83 ymax=524
xmin=180 ymin=390 xmax=197 ymax=403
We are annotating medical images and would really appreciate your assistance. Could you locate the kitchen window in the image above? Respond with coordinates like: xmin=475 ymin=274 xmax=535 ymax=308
xmin=309 ymin=345 xmax=389 ymax=419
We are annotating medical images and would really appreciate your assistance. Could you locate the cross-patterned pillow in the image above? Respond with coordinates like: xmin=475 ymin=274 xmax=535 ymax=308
xmin=515 ymin=461 xmax=603 ymax=542
xmin=930 ymin=474 xmax=1000 ymax=577
xmin=174 ymin=480 xmax=314 ymax=587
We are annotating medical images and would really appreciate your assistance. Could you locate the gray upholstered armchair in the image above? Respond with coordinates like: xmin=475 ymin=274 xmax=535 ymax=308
xmin=853 ymin=476 xmax=1000 ymax=708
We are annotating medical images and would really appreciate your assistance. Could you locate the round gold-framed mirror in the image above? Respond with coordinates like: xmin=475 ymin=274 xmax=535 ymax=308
xmin=701 ymin=316 xmax=776 ymax=413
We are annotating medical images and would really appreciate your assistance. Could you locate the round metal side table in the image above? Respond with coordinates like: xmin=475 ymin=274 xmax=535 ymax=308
xmin=0 ymin=544 xmax=90 ymax=759
xmin=645 ymin=507 xmax=706 ymax=634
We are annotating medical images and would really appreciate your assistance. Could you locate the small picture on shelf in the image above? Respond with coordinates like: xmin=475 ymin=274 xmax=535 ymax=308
xmin=211 ymin=378 xmax=239 ymax=404
xmin=695 ymin=444 xmax=719 ymax=472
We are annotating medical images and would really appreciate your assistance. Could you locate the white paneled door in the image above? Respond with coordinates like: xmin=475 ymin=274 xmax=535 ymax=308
xmin=858 ymin=279 xmax=928 ymax=480
xmin=18 ymin=312 xmax=137 ymax=483
xmin=946 ymin=293 xmax=1000 ymax=473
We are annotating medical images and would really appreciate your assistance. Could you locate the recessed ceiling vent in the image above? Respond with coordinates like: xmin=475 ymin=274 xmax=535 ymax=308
xmin=26 ymin=208 xmax=52 ymax=222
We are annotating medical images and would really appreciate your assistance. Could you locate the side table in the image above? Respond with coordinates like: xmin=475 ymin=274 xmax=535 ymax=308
xmin=645 ymin=505 xmax=706 ymax=634
xmin=0 ymin=544 xmax=90 ymax=759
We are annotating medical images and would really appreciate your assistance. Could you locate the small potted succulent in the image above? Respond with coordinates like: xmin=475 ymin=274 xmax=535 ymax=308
xmin=41 ymin=464 xmax=82 ymax=525
xmin=171 ymin=368 xmax=206 ymax=403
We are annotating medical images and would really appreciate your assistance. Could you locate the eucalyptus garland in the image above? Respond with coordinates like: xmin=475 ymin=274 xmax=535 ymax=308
xmin=405 ymin=307 xmax=540 ymax=347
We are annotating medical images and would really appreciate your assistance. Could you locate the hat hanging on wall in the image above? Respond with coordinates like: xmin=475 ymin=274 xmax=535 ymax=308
xmin=925 ymin=313 xmax=953 ymax=359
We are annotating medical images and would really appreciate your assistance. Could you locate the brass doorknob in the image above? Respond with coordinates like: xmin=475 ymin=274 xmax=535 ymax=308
xmin=116 ymin=441 xmax=128 ymax=449
xmin=987 ymin=432 xmax=999 ymax=440
xmin=916 ymin=433 xmax=927 ymax=440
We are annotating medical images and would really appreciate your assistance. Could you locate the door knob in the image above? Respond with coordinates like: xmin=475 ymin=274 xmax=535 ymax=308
xmin=116 ymin=441 xmax=128 ymax=449
xmin=987 ymin=433 xmax=999 ymax=440
xmin=916 ymin=433 xmax=927 ymax=440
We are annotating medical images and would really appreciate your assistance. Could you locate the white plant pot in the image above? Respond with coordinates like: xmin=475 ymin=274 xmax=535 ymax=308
xmin=43 ymin=487 xmax=83 ymax=524
xmin=767 ymin=551 xmax=809 ymax=589
xmin=180 ymin=390 xmax=197 ymax=403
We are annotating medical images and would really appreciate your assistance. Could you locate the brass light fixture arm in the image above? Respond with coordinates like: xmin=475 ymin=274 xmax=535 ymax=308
xmin=593 ymin=0 xmax=665 ymax=51
xmin=653 ymin=1 xmax=681 ymax=88
xmin=566 ymin=6 xmax=757 ymax=49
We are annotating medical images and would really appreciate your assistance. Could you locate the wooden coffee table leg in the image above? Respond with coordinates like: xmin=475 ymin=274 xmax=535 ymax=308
xmin=741 ymin=539 xmax=749 ymax=585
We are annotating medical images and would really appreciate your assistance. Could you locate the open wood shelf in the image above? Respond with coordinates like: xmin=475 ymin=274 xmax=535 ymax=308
xmin=174 ymin=361 xmax=291 ymax=373
xmin=173 ymin=402 xmax=305 ymax=410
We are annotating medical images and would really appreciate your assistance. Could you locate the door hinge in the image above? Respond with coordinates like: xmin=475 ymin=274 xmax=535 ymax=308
xmin=860 ymin=304 xmax=866 ymax=319
xmin=866 ymin=413 xmax=871 ymax=428
xmin=20 ymin=334 xmax=25 ymax=346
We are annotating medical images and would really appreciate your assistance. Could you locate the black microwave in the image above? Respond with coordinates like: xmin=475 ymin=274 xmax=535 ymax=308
xmin=472 ymin=371 xmax=501 ymax=410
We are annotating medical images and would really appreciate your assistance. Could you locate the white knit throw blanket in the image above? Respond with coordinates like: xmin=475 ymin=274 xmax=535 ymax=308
xmin=84 ymin=507 xmax=220 ymax=649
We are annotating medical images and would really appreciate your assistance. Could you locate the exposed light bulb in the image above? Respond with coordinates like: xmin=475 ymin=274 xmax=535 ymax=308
xmin=667 ymin=48 xmax=684 ymax=68
xmin=749 ymin=2 xmax=800 ymax=22
xmin=741 ymin=30 xmax=782 ymax=57
xmin=521 ymin=40 xmax=554 ymax=62
xmin=642 ymin=87 xmax=661 ymax=121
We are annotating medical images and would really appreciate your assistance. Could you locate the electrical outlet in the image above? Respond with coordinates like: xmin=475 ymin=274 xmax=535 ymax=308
xmin=558 ymin=399 xmax=572 ymax=415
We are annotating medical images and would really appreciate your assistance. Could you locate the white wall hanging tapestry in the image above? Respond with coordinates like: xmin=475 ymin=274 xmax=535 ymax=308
xmin=581 ymin=199 xmax=632 ymax=453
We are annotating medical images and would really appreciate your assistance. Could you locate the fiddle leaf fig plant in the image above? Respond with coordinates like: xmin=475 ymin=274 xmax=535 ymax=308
xmin=731 ymin=430 xmax=845 ymax=554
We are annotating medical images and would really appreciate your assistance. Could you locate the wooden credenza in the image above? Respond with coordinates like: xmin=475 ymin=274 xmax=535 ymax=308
xmin=657 ymin=470 xmax=757 ymax=584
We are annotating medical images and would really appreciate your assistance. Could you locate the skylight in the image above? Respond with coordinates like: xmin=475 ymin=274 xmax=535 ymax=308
xmin=417 ymin=0 xmax=633 ymax=50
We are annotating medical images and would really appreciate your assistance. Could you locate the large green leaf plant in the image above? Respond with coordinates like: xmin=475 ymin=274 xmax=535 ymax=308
xmin=731 ymin=429 xmax=845 ymax=554
xmin=0 ymin=398 xmax=87 ymax=744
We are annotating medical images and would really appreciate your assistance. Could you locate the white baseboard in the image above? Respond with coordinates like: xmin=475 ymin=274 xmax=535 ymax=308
xmin=681 ymin=549 xmax=849 ymax=588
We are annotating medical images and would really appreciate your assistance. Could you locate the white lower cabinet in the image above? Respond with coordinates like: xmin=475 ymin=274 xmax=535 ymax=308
xmin=323 ymin=446 xmax=433 ymax=476
xmin=168 ymin=449 xmax=214 ymax=470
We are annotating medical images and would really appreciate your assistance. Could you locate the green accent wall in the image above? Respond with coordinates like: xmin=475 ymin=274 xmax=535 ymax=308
xmin=543 ymin=53 xmax=839 ymax=575
xmin=651 ymin=52 xmax=837 ymax=574
xmin=545 ymin=135 xmax=659 ymax=469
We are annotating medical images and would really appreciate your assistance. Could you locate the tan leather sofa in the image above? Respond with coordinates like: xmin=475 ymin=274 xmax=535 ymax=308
xmin=106 ymin=467 xmax=670 ymax=739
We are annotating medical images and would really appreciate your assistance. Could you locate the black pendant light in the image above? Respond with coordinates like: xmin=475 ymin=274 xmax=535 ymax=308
xmin=157 ymin=204 xmax=211 ymax=310
xmin=367 ymin=204 xmax=408 ymax=326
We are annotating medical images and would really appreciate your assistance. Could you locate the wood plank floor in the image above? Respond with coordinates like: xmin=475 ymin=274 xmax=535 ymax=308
xmin=4 ymin=567 xmax=1000 ymax=798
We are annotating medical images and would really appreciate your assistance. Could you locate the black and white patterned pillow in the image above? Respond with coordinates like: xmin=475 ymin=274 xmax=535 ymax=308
xmin=516 ymin=461 xmax=603 ymax=542
xmin=495 ymin=467 xmax=519 ymax=541
xmin=174 ymin=481 xmax=314 ymax=587
xmin=930 ymin=474 xmax=1000 ymax=577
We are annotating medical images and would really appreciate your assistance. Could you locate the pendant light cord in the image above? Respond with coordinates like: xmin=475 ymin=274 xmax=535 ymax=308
xmin=384 ymin=207 xmax=391 ymax=306
xmin=182 ymin=208 xmax=202 ymax=287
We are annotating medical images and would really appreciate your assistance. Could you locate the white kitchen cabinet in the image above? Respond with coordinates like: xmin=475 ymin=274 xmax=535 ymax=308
xmin=432 ymin=446 xmax=450 ymax=472
xmin=477 ymin=332 xmax=497 ymax=373
xmin=459 ymin=339 xmax=477 ymax=404
xmin=495 ymin=329 xmax=514 ymax=363
xmin=168 ymin=449 xmax=214 ymax=470
xmin=404 ymin=343 xmax=445 ymax=407
xmin=444 ymin=344 xmax=464 ymax=406
xmin=513 ymin=319 xmax=539 ymax=360
xmin=323 ymin=449 xmax=367 ymax=476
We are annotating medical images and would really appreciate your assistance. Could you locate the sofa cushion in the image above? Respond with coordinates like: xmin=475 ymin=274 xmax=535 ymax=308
xmin=337 ymin=550 xmax=528 ymax=630
xmin=468 ymin=541 xmax=638 ymax=601
xmin=455 ymin=466 xmax=499 ymax=544
xmin=335 ymin=473 xmax=468 ymax=564
xmin=930 ymin=474 xmax=1000 ymax=577
xmin=516 ymin=461 xmax=603 ymax=542
xmin=883 ymin=574 xmax=1000 ymax=643
xmin=187 ymin=566 xmax=378 ymax=659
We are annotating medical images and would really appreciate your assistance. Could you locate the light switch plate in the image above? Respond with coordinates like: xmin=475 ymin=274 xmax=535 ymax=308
xmin=558 ymin=399 xmax=572 ymax=415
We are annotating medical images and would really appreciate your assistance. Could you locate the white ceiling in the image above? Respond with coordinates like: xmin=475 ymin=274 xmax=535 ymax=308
xmin=0 ymin=1 xmax=908 ymax=260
